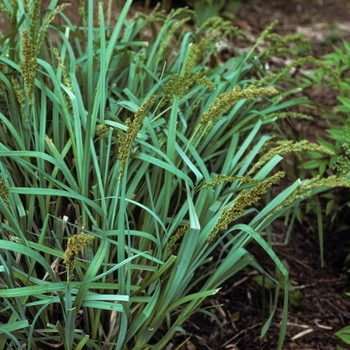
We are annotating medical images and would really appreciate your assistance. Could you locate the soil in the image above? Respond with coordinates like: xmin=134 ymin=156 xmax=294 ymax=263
xmin=169 ymin=1 xmax=350 ymax=349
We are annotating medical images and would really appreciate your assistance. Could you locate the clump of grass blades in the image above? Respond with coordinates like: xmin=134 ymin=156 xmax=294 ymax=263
xmin=0 ymin=1 xmax=347 ymax=349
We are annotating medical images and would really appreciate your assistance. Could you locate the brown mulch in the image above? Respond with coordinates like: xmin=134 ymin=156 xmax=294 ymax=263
xmin=235 ymin=0 xmax=350 ymax=56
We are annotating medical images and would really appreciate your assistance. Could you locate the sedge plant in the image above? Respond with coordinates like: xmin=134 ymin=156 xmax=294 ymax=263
xmin=0 ymin=1 xmax=348 ymax=349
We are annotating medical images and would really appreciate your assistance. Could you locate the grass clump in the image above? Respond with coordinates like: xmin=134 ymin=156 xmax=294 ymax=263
xmin=0 ymin=1 xmax=347 ymax=349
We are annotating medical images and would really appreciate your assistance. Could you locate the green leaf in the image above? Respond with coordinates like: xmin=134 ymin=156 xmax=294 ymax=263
xmin=336 ymin=326 xmax=350 ymax=344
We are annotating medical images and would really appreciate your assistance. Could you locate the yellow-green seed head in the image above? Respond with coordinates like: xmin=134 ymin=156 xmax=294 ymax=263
xmin=0 ymin=178 xmax=10 ymax=208
xmin=63 ymin=234 xmax=95 ymax=272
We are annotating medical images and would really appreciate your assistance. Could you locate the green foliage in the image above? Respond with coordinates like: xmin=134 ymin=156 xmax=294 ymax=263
xmin=301 ymin=40 xmax=350 ymax=176
xmin=252 ymin=35 xmax=350 ymax=267
xmin=336 ymin=292 xmax=350 ymax=347
xmin=184 ymin=0 xmax=234 ymax=24
xmin=0 ymin=1 xmax=346 ymax=350
xmin=300 ymin=40 xmax=350 ymax=227
xmin=336 ymin=325 xmax=350 ymax=346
